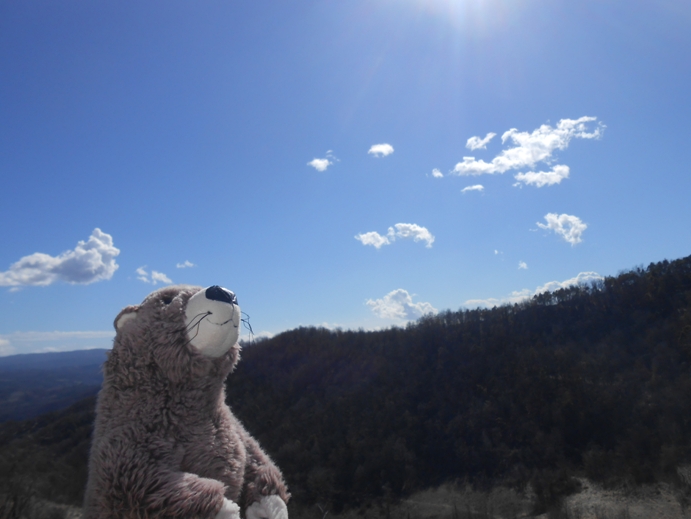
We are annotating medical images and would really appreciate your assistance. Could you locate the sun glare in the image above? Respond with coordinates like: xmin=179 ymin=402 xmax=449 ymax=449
xmin=410 ymin=0 xmax=511 ymax=33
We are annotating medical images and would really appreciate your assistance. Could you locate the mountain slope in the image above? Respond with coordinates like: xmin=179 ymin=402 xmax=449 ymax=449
xmin=1 ymin=255 xmax=690 ymax=512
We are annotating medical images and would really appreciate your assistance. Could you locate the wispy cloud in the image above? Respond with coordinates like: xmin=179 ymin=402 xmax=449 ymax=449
xmin=465 ymin=289 xmax=533 ymax=309
xmin=0 ymin=330 xmax=116 ymax=356
xmin=354 ymin=231 xmax=392 ymax=249
xmin=367 ymin=289 xmax=437 ymax=321
xmin=514 ymin=165 xmax=570 ymax=188
xmin=0 ymin=228 xmax=119 ymax=288
xmin=537 ymin=213 xmax=587 ymax=245
xmin=176 ymin=260 xmax=195 ymax=269
xmin=431 ymin=168 xmax=444 ymax=178
xmin=466 ymin=132 xmax=496 ymax=151
xmin=461 ymin=184 xmax=484 ymax=194
xmin=0 ymin=338 xmax=12 ymax=357
xmin=518 ymin=261 xmax=528 ymax=270
xmin=136 ymin=266 xmax=172 ymax=285
xmin=465 ymin=271 xmax=603 ymax=309
xmin=535 ymin=272 xmax=603 ymax=294
xmin=355 ymin=223 xmax=435 ymax=249
xmin=453 ymin=117 xmax=603 ymax=186
xmin=368 ymin=143 xmax=394 ymax=157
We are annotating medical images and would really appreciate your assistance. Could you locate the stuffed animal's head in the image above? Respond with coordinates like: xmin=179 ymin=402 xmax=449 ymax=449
xmin=109 ymin=285 xmax=241 ymax=386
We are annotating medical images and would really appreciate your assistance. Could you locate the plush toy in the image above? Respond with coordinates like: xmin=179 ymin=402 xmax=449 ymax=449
xmin=84 ymin=285 xmax=289 ymax=519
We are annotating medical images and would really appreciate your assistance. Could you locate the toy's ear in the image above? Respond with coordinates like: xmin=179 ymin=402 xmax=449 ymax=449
xmin=114 ymin=306 xmax=139 ymax=330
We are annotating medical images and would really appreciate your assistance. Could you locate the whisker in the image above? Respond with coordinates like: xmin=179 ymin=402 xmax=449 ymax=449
xmin=241 ymin=311 xmax=254 ymax=345
xmin=185 ymin=311 xmax=211 ymax=331
xmin=184 ymin=311 xmax=211 ymax=346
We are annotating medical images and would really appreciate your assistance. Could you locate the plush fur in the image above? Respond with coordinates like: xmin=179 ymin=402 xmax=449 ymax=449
xmin=84 ymin=285 xmax=289 ymax=519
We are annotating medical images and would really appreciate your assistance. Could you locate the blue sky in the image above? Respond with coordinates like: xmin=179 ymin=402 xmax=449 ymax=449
xmin=1 ymin=0 xmax=690 ymax=355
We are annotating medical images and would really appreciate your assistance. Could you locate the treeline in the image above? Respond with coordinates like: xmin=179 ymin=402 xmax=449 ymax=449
xmin=229 ymin=255 xmax=691 ymax=510
xmin=1 ymin=254 xmax=691 ymax=513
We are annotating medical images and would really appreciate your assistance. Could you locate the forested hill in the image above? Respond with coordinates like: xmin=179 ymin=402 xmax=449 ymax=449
xmin=229 ymin=254 xmax=691 ymax=509
xmin=1 ymin=254 xmax=691 ymax=512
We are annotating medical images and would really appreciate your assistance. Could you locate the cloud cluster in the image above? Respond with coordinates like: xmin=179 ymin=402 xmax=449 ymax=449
xmin=465 ymin=271 xmax=604 ymax=309
xmin=537 ymin=213 xmax=587 ymax=245
xmin=454 ymin=116 xmax=603 ymax=187
xmin=368 ymin=143 xmax=394 ymax=157
xmin=176 ymin=260 xmax=196 ymax=269
xmin=466 ymin=132 xmax=496 ymax=151
xmin=461 ymin=184 xmax=484 ymax=194
xmin=355 ymin=223 xmax=435 ymax=249
xmin=366 ymin=289 xmax=438 ymax=321
xmin=0 ymin=229 xmax=119 ymax=288
xmin=136 ymin=266 xmax=172 ymax=285
xmin=307 ymin=150 xmax=337 ymax=172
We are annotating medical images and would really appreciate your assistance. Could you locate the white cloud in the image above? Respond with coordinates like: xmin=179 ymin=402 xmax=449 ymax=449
xmin=4 ymin=331 xmax=115 ymax=342
xmin=308 ymin=150 xmax=338 ymax=172
xmin=465 ymin=289 xmax=533 ymax=309
xmin=465 ymin=271 xmax=604 ymax=308
xmin=432 ymin=168 xmax=444 ymax=178
xmin=514 ymin=165 xmax=570 ymax=187
xmin=535 ymin=271 xmax=603 ymax=294
xmin=461 ymin=184 xmax=484 ymax=194
xmin=0 ymin=228 xmax=120 ymax=287
xmin=366 ymin=289 xmax=438 ymax=321
xmin=368 ymin=143 xmax=394 ymax=157
xmin=518 ymin=261 xmax=528 ymax=270
xmin=453 ymin=117 xmax=603 ymax=180
xmin=0 ymin=338 xmax=14 ymax=357
xmin=308 ymin=158 xmax=332 ymax=172
xmin=176 ymin=260 xmax=195 ymax=269
xmin=466 ymin=132 xmax=496 ymax=150
xmin=537 ymin=213 xmax=587 ymax=245
xmin=392 ymin=223 xmax=435 ymax=247
xmin=0 ymin=330 xmax=115 ymax=356
xmin=136 ymin=266 xmax=149 ymax=283
xmin=354 ymin=231 xmax=391 ymax=249
xmin=356 ymin=223 xmax=435 ymax=248
xmin=136 ymin=266 xmax=172 ymax=285
xmin=151 ymin=271 xmax=173 ymax=284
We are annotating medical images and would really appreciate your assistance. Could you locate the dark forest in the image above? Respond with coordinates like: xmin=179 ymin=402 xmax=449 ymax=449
xmin=2 ymin=254 xmax=691 ymax=516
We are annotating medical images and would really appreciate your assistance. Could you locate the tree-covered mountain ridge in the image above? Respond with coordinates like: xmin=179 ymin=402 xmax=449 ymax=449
xmin=2 ymin=253 xmax=691 ymax=514
xmin=229 ymin=254 xmax=691 ymax=509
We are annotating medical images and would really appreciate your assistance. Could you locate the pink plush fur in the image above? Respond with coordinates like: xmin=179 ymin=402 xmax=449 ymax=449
xmin=83 ymin=285 xmax=289 ymax=519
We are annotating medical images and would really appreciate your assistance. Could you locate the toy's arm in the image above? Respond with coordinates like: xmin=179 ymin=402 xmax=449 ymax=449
xmin=145 ymin=471 xmax=237 ymax=519
xmin=238 ymin=427 xmax=290 ymax=514
xmin=85 ymin=435 xmax=235 ymax=519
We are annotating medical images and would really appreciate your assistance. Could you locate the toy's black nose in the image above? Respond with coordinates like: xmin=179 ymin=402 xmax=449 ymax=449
xmin=205 ymin=285 xmax=238 ymax=305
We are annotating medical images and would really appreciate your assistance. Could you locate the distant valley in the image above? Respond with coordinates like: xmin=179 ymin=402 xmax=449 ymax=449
xmin=0 ymin=349 xmax=107 ymax=422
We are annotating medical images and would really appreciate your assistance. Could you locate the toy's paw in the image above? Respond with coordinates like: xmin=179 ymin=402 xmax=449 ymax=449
xmin=215 ymin=498 xmax=241 ymax=519
xmin=246 ymin=495 xmax=288 ymax=519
